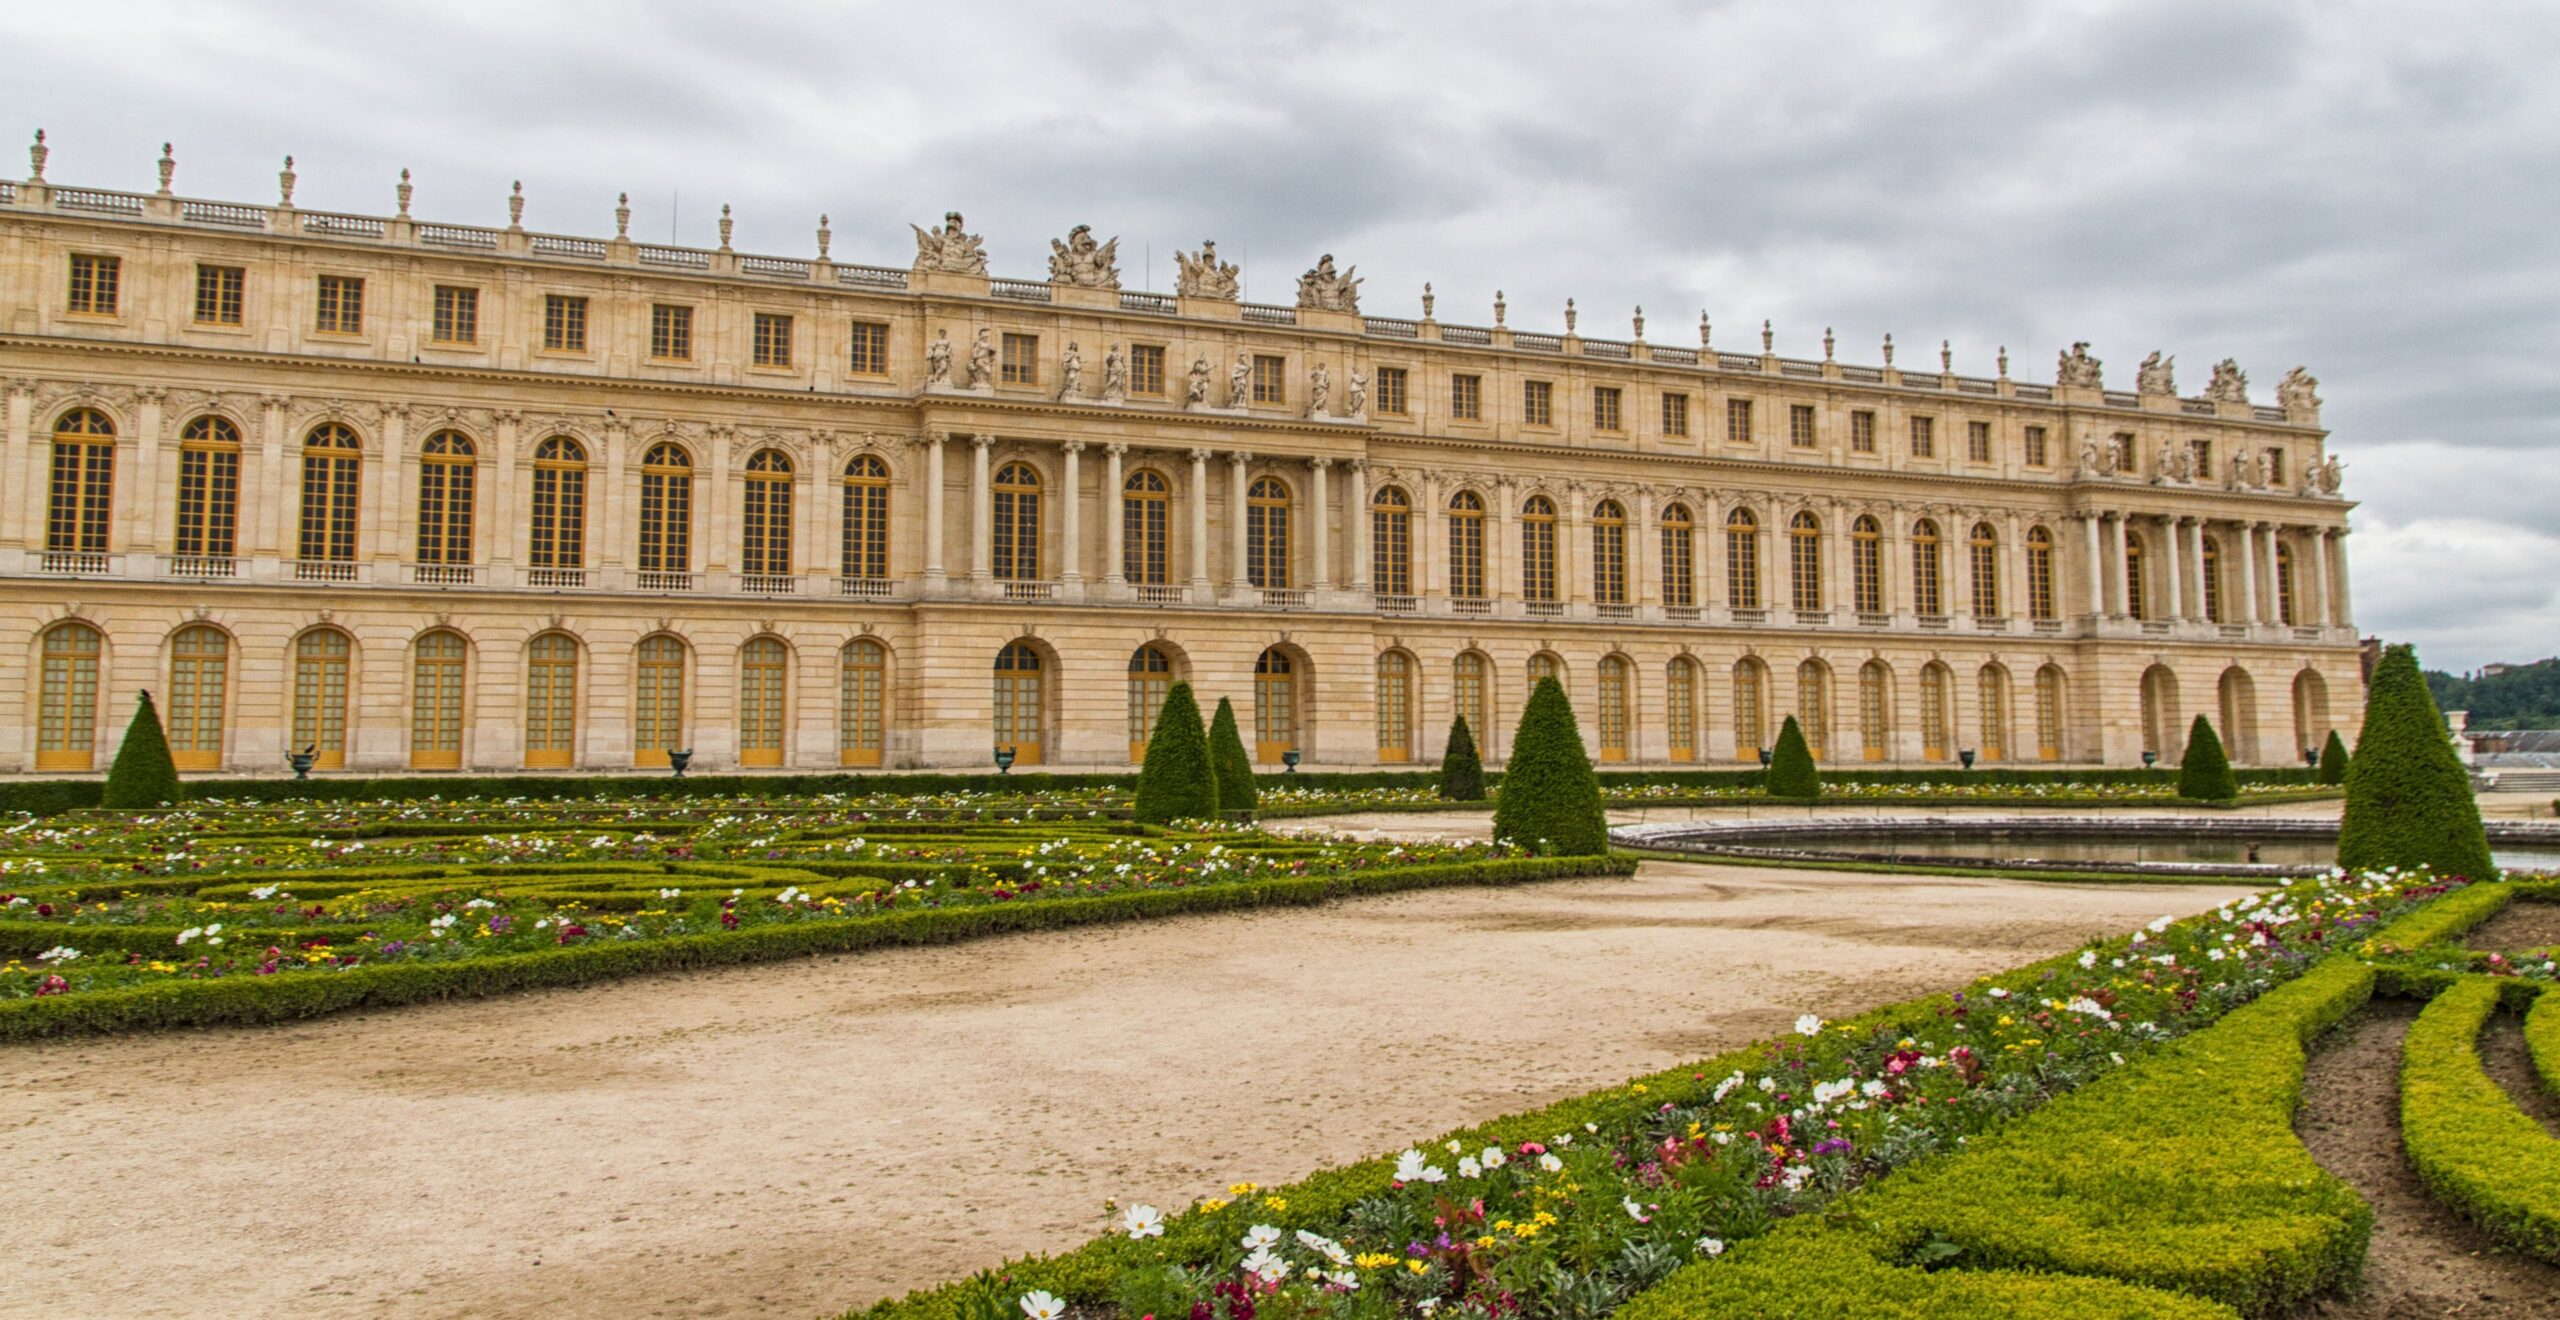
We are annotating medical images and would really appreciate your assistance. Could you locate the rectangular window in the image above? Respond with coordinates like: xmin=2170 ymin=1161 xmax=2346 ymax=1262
xmin=2024 ymin=424 xmax=2049 ymax=466
xmin=543 ymin=294 xmax=589 ymax=352
xmin=67 ymin=253 xmax=120 ymax=315
xmin=650 ymin=304 xmax=694 ymax=361
xmin=1001 ymin=332 xmax=1039 ymax=385
xmin=1524 ymin=380 xmax=1553 ymax=427
xmin=1967 ymin=420 xmax=1992 ymax=462
xmin=2114 ymin=433 xmax=2137 ymax=472
xmin=314 ymin=275 xmax=364 ymax=335
xmin=2265 ymin=447 xmax=2287 ymax=485
xmin=1850 ymin=410 xmax=1877 ymax=453
xmin=193 ymin=265 xmax=245 ymax=326
xmin=1131 ymin=344 xmax=1166 ymax=395
xmin=1910 ymin=415 xmax=1936 ymax=458
xmin=1451 ymin=373 xmax=1481 ymax=421
xmin=2189 ymin=438 xmax=2212 ymax=476
xmin=1593 ymin=386 xmax=1622 ymax=432
xmin=752 ymin=312 xmax=794 ymax=367
xmin=1789 ymin=404 xmax=1817 ymax=449
xmin=431 ymin=285 xmax=478 ymax=344
xmin=1377 ymin=366 xmax=1409 ymax=416
xmin=848 ymin=320 xmax=889 ymax=375
xmin=1661 ymin=393 xmax=1690 ymax=438
xmin=1252 ymin=354 xmax=1285 ymax=404
xmin=1726 ymin=398 xmax=1753 ymax=443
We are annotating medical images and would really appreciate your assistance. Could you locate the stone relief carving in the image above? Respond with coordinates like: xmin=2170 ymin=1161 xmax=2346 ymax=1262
xmin=910 ymin=211 xmax=988 ymax=275
xmin=924 ymin=329 xmax=953 ymax=387
xmin=1184 ymin=356 xmax=1213 ymax=407
xmin=1294 ymin=254 xmax=1362 ymax=313
xmin=2277 ymin=365 xmax=2322 ymax=411
xmin=966 ymin=328 xmax=996 ymax=390
xmin=1057 ymin=342 xmax=1083 ymax=400
xmin=2205 ymin=358 xmax=2249 ymax=404
xmin=1174 ymin=240 xmax=1240 ymax=300
xmin=1046 ymin=225 xmax=1121 ymax=289
xmin=1100 ymin=344 xmax=1128 ymax=403
xmin=2135 ymin=351 xmax=2176 ymax=396
xmin=1307 ymin=361 xmax=1331 ymax=416
xmin=2055 ymin=342 xmax=2103 ymax=389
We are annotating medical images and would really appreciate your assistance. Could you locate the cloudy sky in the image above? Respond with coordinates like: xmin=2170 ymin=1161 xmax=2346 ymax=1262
xmin=6 ymin=1 xmax=2554 ymax=670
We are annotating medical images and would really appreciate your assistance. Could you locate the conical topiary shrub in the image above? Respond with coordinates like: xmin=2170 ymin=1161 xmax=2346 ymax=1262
xmin=1765 ymin=715 xmax=1820 ymax=798
xmin=2337 ymin=643 xmax=2494 ymax=879
xmin=1208 ymin=695 xmax=1258 ymax=815
xmin=2318 ymin=730 xmax=2350 ymax=786
xmin=1133 ymin=681 xmax=1218 ymax=824
xmin=102 ymin=690 xmax=182 ymax=809
xmin=2177 ymin=714 xmax=2239 ymax=802
xmin=1439 ymin=715 xmax=1486 ymax=801
xmin=1493 ymin=676 xmax=1607 ymax=855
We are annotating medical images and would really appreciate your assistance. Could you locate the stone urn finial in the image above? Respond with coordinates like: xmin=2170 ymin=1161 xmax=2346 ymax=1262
xmin=718 ymin=203 xmax=734 ymax=251
xmin=1421 ymin=282 xmax=1435 ymax=318
xmin=1565 ymin=297 xmax=1577 ymax=333
xmin=1494 ymin=289 xmax=1507 ymax=326
xmin=157 ymin=142 xmax=174 ymax=195
xmin=817 ymin=214 xmax=832 ymax=259
xmin=278 ymin=155 xmax=296 ymax=207
xmin=507 ymin=180 xmax=525 ymax=229
xmin=28 ymin=128 xmax=46 ymax=182
xmin=614 ymin=192 xmax=630 ymax=238
xmin=1823 ymin=326 xmax=1835 ymax=361
xmin=396 ymin=167 xmax=413 ymax=217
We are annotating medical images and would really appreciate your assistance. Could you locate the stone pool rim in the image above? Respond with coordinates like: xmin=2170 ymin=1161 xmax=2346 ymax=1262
xmin=1611 ymin=816 xmax=2560 ymax=878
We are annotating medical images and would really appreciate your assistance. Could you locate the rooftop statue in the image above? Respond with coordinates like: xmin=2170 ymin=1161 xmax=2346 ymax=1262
xmin=2136 ymin=351 xmax=2176 ymax=397
xmin=1295 ymin=253 xmax=1362 ymax=313
xmin=911 ymin=211 xmax=988 ymax=276
xmin=1175 ymin=240 xmax=1240 ymax=300
xmin=1047 ymin=224 xmax=1121 ymax=289
xmin=2056 ymin=342 xmax=2103 ymax=389
xmin=2277 ymin=365 xmax=2323 ymax=411
xmin=2205 ymin=358 xmax=2249 ymax=404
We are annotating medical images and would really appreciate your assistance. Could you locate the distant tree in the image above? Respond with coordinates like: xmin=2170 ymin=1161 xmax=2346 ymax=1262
xmin=1493 ymin=677 xmax=1606 ymax=855
xmin=2426 ymin=657 xmax=2560 ymax=730
xmin=2177 ymin=715 xmax=2238 ymax=802
xmin=1133 ymin=682 xmax=1217 ymax=824
xmin=1207 ymin=695 xmax=1258 ymax=814
xmin=2338 ymin=644 xmax=2495 ymax=879
xmin=1439 ymin=715 xmax=1486 ymax=801
xmin=2318 ymin=730 xmax=2351 ymax=786
xmin=102 ymin=690 xmax=182 ymax=809
xmin=1765 ymin=715 xmax=1821 ymax=798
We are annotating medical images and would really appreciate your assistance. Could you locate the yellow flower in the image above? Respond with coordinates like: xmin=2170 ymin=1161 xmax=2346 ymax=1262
xmin=1406 ymin=1259 xmax=1430 ymax=1276
xmin=1632 ymin=1083 xmax=1648 ymax=1093
xmin=1355 ymin=1253 xmax=1398 ymax=1269
xmin=1475 ymin=1235 xmax=1496 ymax=1249
xmin=1227 ymin=1182 xmax=1259 ymax=1196
xmin=1262 ymin=1197 xmax=1287 ymax=1211
xmin=1198 ymin=1197 xmax=1229 ymax=1213
xmin=1533 ymin=1211 xmax=1558 ymax=1227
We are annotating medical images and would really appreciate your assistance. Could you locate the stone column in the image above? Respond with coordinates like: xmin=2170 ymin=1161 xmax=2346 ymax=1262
xmin=921 ymin=433 xmax=947 ymax=585
xmin=1564 ymin=484 xmax=1589 ymax=606
xmin=2236 ymin=521 xmax=2259 ymax=624
xmin=1700 ymin=495 xmax=1725 ymax=610
xmin=809 ymin=440 xmax=837 ymax=584
xmin=1949 ymin=509 xmax=1973 ymax=619
xmin=1188 ymin=447 xmax=1212 ymax=589
xmin=1228 ymin=450 xmax=1251 ymax=591
xmin=1102 ymin=443 xmax=1126 ymax=585
xmin=2081 ymin=512 xmax=2103 ymax=619
xmin=2309 ymin=525 xmax=2332 ymax=629
xmin=1309 ymin=457 xmax=1332 ymax=588
xmin=1059 ymin=440 xmax=1084 ymax=584
xmin=2004 ymin=511 xmax=2027 ymax=621
xmin=2187 ymin=518 xmax=2208 ymax=621
xmin=490 ymin=410 xmax=520 ymax=572
xmin=1417 ymin=474 xmax=1444 ymax=604
xmin=2109 ymin=512 xmax=2130 ymax=617
xmin=2329 ymin=528 xmax=2354 ymax=628
xmin=705 ymin=428 xmax=732 ymax=574
xmin=2161 ymin=514 xmax=2182 ymax=623
xmin=1635 ymin=487 xmax=1661 ymax=608
xmin=1 ymin=381 xmax=31 ymax=548
xmin=599 ymin=422 xmax=627 ymax=579
xmin=1346 ymin=458 xmax=1370 ymax=591
xmin=1495 ymin=478 xmax=1521 ymax=604
xmin=2263 ymin=524 xmax=2285 ymax=624
xmin=256 ymin=394 xmax=288 ymax=563
xmin=131 ymin=388 xmax=165 ymax=553
xmin=969 ymin=435 xmax=993 ymax=582
xmin=374 ymin=404 xmax=409 ymax=564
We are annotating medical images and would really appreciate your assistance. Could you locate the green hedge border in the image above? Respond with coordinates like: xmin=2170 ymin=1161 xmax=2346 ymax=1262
xmin=2398 ymin=976 xmax=2560 ymax=1263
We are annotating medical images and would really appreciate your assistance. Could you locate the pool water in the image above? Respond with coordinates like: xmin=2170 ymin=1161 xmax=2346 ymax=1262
xmin=1740 ymin=833 xmax=2560 ymax=872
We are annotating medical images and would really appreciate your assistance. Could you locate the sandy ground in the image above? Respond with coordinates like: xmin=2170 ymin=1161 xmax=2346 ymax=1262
xmin=0 ymin=819 xmax=2261 ymax=1320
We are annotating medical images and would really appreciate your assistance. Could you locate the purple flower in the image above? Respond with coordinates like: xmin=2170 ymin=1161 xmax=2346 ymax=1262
xmin=1813 ymin=1138 xmax=1853 ymax=1157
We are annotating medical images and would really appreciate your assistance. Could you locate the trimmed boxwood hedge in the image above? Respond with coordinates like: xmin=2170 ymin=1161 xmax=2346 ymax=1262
xmin=2399 ymin=976 xmax=2560 ymax=1263
xmin=2338 ymin=643 xmax=2495 ymax=880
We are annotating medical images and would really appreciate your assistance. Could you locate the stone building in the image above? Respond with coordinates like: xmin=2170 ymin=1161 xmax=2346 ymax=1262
xmin=0 ymin=142 xmax=2362 ymax=775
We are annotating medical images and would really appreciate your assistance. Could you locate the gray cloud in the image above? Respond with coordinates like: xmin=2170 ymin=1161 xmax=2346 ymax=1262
xmin=3 ymin=0 xmax=2553 ymax=669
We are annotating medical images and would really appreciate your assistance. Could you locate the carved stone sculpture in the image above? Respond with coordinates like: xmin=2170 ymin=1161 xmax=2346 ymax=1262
xmin=2056 ymin=342 xmax=2103 ymax=389
xmin=1058 ymin=342 xmax=1083 ymax=400
xmin=2079 ymin=440 xmax=2105 ymax=478
xmin=1307 ymin=361 xmax=1331 ymax=416
xmin=2228 ymin=452 xmax=2253 ymax=488
xmin=1347 ymin=367 xmax=1368 ymax=419
xmin=910 ymin=211 xmax=988 ymax=275
xmin=2136 ymin=351 xmax=2176 ymax=396
xmin=924 ymin=329 xmax=953 ymax=388
xmin=966 ymin=328 xmax=996 ymax=389
xmin=1228 ymin=351 xmax=1253 ymax=408
xmin=1047 ymin=225 xmax=1121 ymax=289
xmin=1294 ymin=254 xmax=1362 ymax=313
xmin=1101 ymin=344 xmax=1128 ymax=403
xmin=2205 ymin=358 xmax=2249 ymax=403
xmin=2319 ymin=455 xmax=2343 ymax=494
xmin=1185 ymin=356 xmax=1212 ymax=407
xmin=1175 ymin=240 xmax=1240 ymax=300
xmin=2278 ymin=366 xmax=2322 ymax=411
xmin=2156 ymin=438 xmax=2179 ymax=483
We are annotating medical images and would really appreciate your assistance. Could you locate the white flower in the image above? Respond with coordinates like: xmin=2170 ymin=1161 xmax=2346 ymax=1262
xmin=1480 ymin=1146 xmax=1506 ymax=1169
xmin=1538 ymin=1153 xmax=1564 ymax=1172
xmin=1987 ymin=987 xmax=2010 ymax=999
xmin=1456 ymin=1157 xmax=1482 ymax=1179
xmin=1623 ymin=1197 xmax=1651 ymax=1223
xmin=1713 ymin=1071 xmax=1744 ymax=1101
xmin=248 ymin=885 xmax=279 ymax=900
xmin=2147 ymin=914 xmax=2175 ymax=933
xmin=1241 ymin=1246 xmax=1290 ymax=1282
xmin=1417 ymin=1163 xmax=1447 ymax=1183
xmin=1119 ymin=1204 xmax=1164 ymax=1239
xmin=1696 ymin=1236 xmax=1727 ymax=1257
xmin=1019 ymin=1291 xmax=1066 ymax=1320
xmin=1445 ymin=1139 xmax=1463 ymax=1154
xmin=176 ymin=926 xmax=202 ymax=945
xmin=2078 ymin=950 xmax=2099 ymax=969
xmin=1794 ymin=1013 xmax=1823 ymax=1036
xmin=1296 ymin=1230 xmax=1351 ymax=1266
xmin=35 ymin=946 xmax=78 ymax=964
xmin=1394 ymin=1149 xmax=1430 ymax=1182
xmin=1241 ymin=1224 xmax=1283 ymax=1250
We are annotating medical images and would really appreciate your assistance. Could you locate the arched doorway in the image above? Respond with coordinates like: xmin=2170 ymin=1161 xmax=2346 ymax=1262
xmin=2292 ymin=669 xmax=2332 ymax=763
xmin=2141 ymin=664 xmax=2182 ymax=764
xmin=1254 ymin=647 xmax=1299 ymax=763
xmin=1127 ymin=644 xmax=1175 ymax=761
xmin=2218 ymin=667 xmax=2259 ymax=765
xmin=993 ymin=641 xmax=1045 ymax=766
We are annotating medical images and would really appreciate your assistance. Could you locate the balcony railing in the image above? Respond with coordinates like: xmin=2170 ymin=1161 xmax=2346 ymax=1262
xmin=837 ymin=576 xmax=892 ymax=599
xmin=163 ymin=554 xmax=237 ymax=579
xmin=409 ymin=563 xmax=478 ymax=586
xmin=1729 ymin=607 xmax=1768 ymax=625
xmin=1261 ymin=588 xmax=1309 ymax=610
xmin=1972 ymin=615 xmax=2010 ymax=631
xmin=636 ymin=570 xmax=696 ymax=592
xmin=526 ymin=567 xmax=586 ymax=589
xmin=39 ymin=550 xmax=109 ymax=574
xmin=1452 ymin=597 xmax=1493 ymax=616
xmin=1793 ymin=609 xmax=1830 ymax=626
xmin=739 ymin=574 xmax=800 ymax=595
xmin=1856 ymin=611 xmax=1890 ymax=629
xmin=1135 ymin=583 xmax=1183 ymax=606
xmin=2032 ymin=618 xmax=2064 ymax=634
xmin=293 ymin=559 xmax=360 ymax=582
xmin=1597 ymin=602 xmax=1635 ymax=620
xmin=1916 ymin=613 xmax=1950 ymax=630
xmin=1663 ymin=605 xmax=1700 ymax=622
xmin=1525 ymin=599 xmax=1564 ymax=618
xmin=1001 ymin=579 xmax=1059 ymax=601
xmin=1377 ymin=593 xmax=1419 ymax=614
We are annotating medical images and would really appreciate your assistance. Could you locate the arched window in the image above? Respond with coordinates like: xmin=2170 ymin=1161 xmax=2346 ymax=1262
xmin=1448 ymin=491 xmax=1486 ymax=599
xmin=1732 ymin=658 xmax=1767 ymax=760
xmin=1660 ymin=503 xmax=1696 ymax=609
xmin=993 ymin=642 xmax=1044 ymax=765
xmin=36 ymin=622 xmax=102 ymax=770
xmin=1851 ymin=515 xmax=1883 ymax=615
xmin=1528 ymin=651 xmax=1561 ymax=687
xmin=1597 ymin=655 xmax=1631 ymax=761
xmin=1978 ymin=665 xmax=2011 ymax=761
xmin=175 ymin=416 xmax=241 ymax=562
xmin=638 ymin=443 xmax=694 ymax=577
xmin=1370 ymin=486 xmax=1411 ymax=596
xmin=1592 ymin=500 xmax=1628 ymax=606
xmin=2219 ymin=666 xmax=2260 ymax=765
xmin=1247 ymin=476 xmax=1291 ymax=588
xmin=1796 ymin=661 xmax=1829 ymax=759
xmin=1376 ymin=651 xmax=1413 ymax=762
xmin=2026 ymin=526 xmax=2057 ymax=620
xmin=298 ymin=423 xmax=362 ymax=565
xmin=1725 ymin=508 xmax=1761 ymax=610
xmin=2036 ymin=665 xmax=2067 ymax=761
xmin=2140 ymin=664 xmax=2180 ymax=762
xmin=1254 ymin=648 xmax=1298 ymax=762
xmin=1521 ymin=495 xmax=1558 ymax=602
xmin=2124 ymin=531 xmax=2148 ymax=620
xmin=1918 ymin=663 xmax=1952 ymax=761
xmin=2292 ymin=669 xmax=2331 ymax=760
xmin=1127 ymin=644 xmax=1174 ymax=761
xmin=634 ymin=635 xmax=687 ymax=767
xmin=2201 ymin=534 xmax=2225 ymax=623
xmin=1858 ymin=660 xmax=1891 ymax=761
xmin=1453 ymin=651 xmax=1490 ymax=753
xmin=415 ymin=431 xmax=476 ymax=566
xmin=525 ymin=632 xmax=578 ymax=768
xmin=1788 ymin=512 xmax=1823 ymax=612
xmin=167 ymin=625 xmax=229 ymax=771
xmin=741 ymin=449 xmax=794 ymax=579
xmin=840 ymin=639 xmax=887 ymax=767
xmin=1666 ymin=657 xmax=1699 ymax=761
xmin=2275 ymin=543 xmax=2297 ymax=626
xmin=992 ymin=462 xmax=1041 ymax=581
xmin=47 ymin=408 xmax=115 ymax=557
xmin=841 ymin=454 xmax=890 ymax=581
xmin=1123 ymin=469 xmax=1170 ymax=585
xmin=1969 ymin=522 xmax=2000 ymax=618
xmin=291 ymin=628 xmax=352 ymax=768
xmin=530 ymin=436 xmax=587 ymax=573
xmin=411 ymin=630 xmax=466 ymax=769
xmin=1910 ymin=519 xmax=1944 ymax=617
xmin=739 ymin=636 xmax=788 ymax=767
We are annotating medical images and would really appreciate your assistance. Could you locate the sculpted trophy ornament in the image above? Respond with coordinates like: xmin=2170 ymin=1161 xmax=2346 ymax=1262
xmin=1294 ymin=254 xmax=1363 ymax=313
xmin=2056 ymin=342 xmax=2104 ymax=389
xmin=2318 ymin=455 xmax=2344 ymax=494
xmin=924 ymin=329 xmax=953 ymax=388
xmin=966 ymin=328 xmax=996 ymax=390
xmin=2136 ymin=351 xmax=2176 ymax=396
xmin=1175 ymin=240 xmax=1241 ymax=300
xmin=1228 ymin=351 xmax=1253 ymax=409
xmin=1101 ymin=344 xmax=1129 ymax=403
xmin=910 ymin=211 xmax=989 ymax=276
xmin=2277 ymin=366 xmax=2322 ymax=411
xmin=1046 ymin=225 xmax=1121 ymax=289
xmin=1346 ymin=367 xmax=1368 ymax=420
xmin=1185 ymin=356 xmax=1213 ymax=408
xmin=1307 ymin=361 xmax=1332 ymax=416
xmin=2205 ymin=358 xmax=2249 ymax=404
xmin=1058 ymin=342 xmax=1084 ymax=400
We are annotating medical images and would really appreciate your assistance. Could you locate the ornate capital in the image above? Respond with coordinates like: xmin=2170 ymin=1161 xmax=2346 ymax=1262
xmin=970 ymin=434 xmax=994 ymax=451
xmin=1060 ymin=439 xmax=1086 ymax=454
xmin=1188 ymin=446 xmax=1215 ymax=463
xmin=1228 ymin=449 xmax=1251 ymax=467
xmin=1104 ymin=441 xmax=1128 ymax=457
xmin=1310 ymin=456 xmax=1334 ymax=470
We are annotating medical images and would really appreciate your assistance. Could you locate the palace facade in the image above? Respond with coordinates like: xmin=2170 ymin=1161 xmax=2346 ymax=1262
xmin=0 ymin=145 xmax=2363 ymax=776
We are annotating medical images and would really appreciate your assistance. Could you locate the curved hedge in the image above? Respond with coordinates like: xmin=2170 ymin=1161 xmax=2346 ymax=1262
xmin=2399 ymin=977 xmax=2560 ymax=1263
